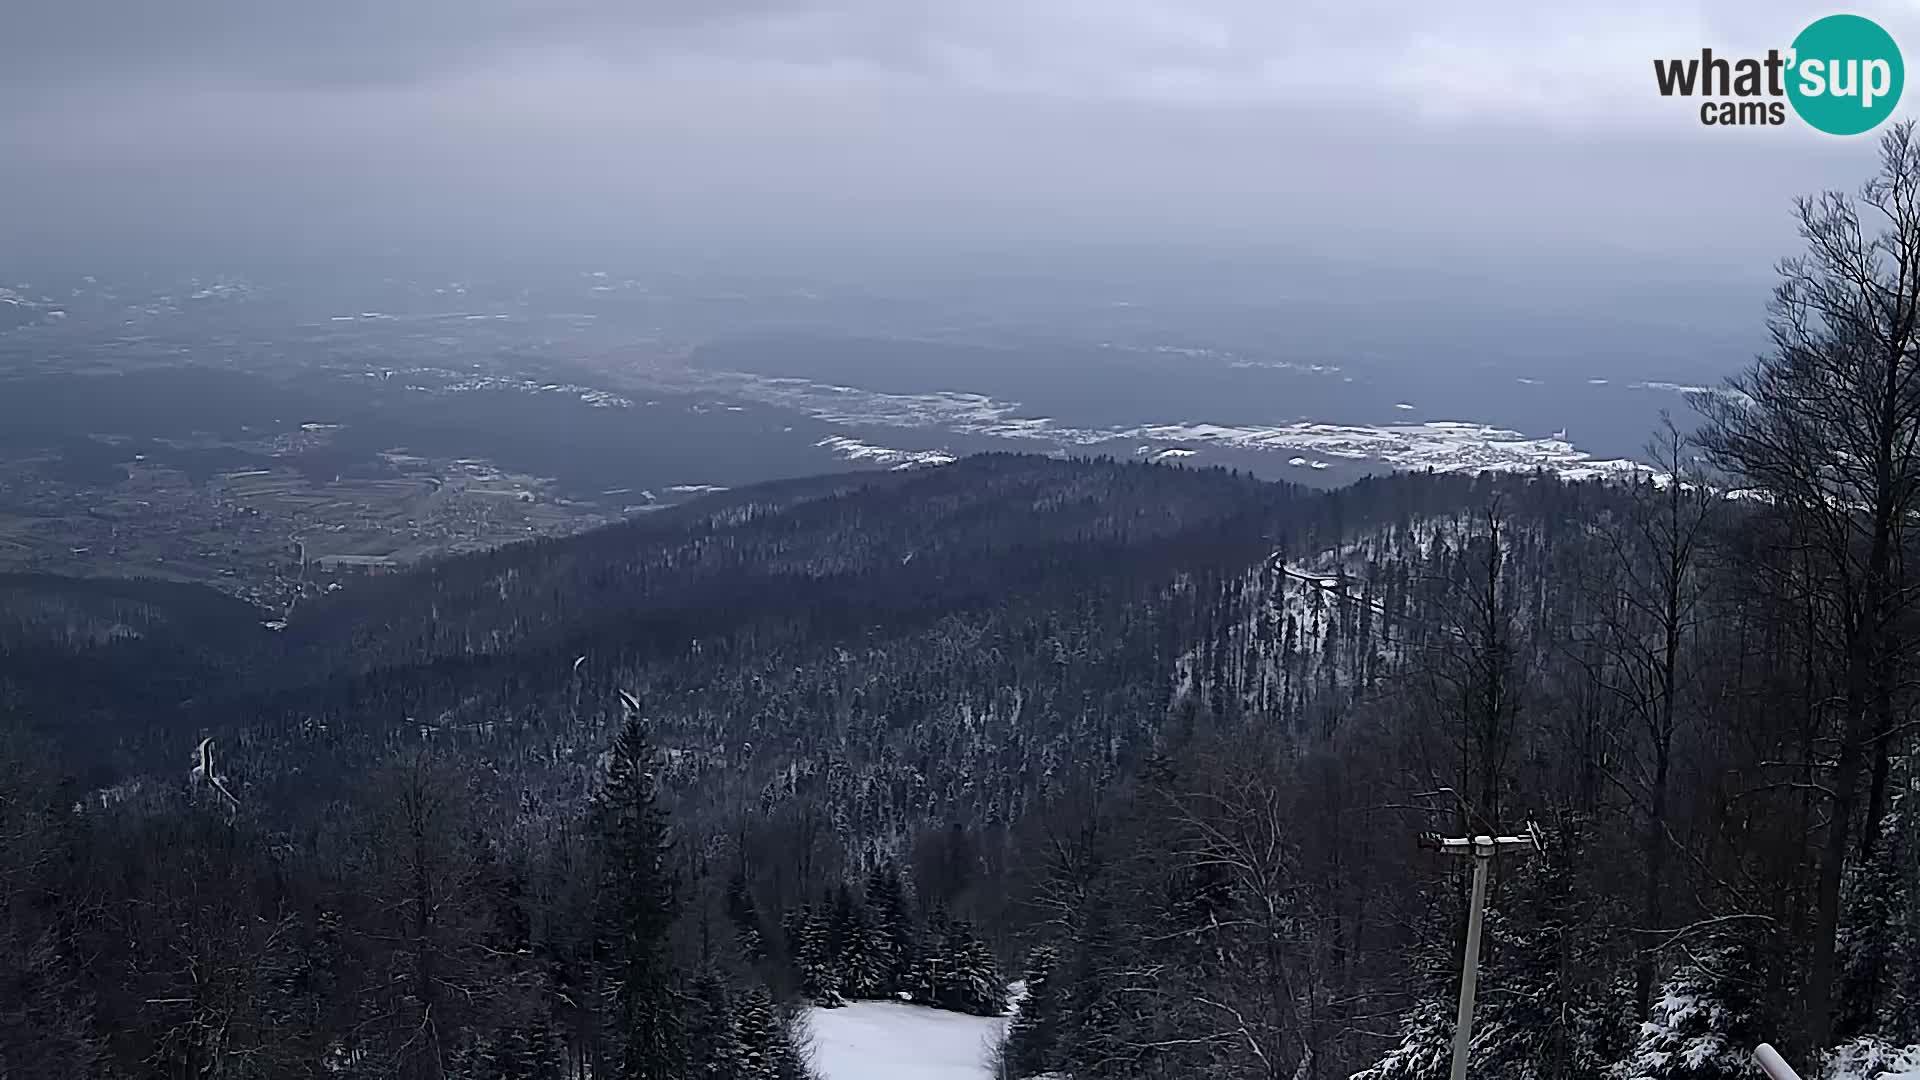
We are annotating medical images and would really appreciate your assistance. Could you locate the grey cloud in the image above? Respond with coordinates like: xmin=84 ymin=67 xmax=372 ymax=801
xmin=0 ymin=0 xmax=771 ymax=88
xmin=1 ymin=0 xmax=1916 ymax=291
xmin=6 ymin=0 xmax=1893 ymax=99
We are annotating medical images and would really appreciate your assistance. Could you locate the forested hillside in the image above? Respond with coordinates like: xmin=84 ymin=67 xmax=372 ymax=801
xmin=2 ymin=438 xmax=1911 ymax=1080
xmin=8 ymin=129 xmax=1920 ymax=1080
xmin=0 ymin=446 xmax=1644 ymax=1078
xmin=0 ymin=451 xmax=1492 ymax=1077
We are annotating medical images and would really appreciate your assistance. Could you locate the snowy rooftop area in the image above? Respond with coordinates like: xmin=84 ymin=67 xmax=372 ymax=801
xmin=808 ymin=1001 xmax=1009 ymax=1080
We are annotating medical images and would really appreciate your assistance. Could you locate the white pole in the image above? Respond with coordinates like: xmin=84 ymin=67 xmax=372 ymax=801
xmin=1419 ymin=822 xmax=1539 ymax=1080
xmin=1754 ymin=1044 xmax=1802 ymax=1080
xmin=1448 ymin=846 xmax=1492 ymax=1080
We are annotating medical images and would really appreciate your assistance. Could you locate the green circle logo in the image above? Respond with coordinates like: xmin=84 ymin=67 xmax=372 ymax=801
xmin=1788 ymin=14 xmax=1904 ymax=135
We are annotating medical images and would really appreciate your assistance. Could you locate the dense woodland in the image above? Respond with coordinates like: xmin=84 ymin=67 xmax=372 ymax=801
xmin=8 ymin=129 xmax=1920 ymax=1079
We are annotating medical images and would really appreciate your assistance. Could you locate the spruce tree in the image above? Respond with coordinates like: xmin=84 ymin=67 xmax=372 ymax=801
xmin=735 ymin=987 xmax=781 ymax=1080
xmin=686 ymin=966 xmax=747 ymax=1080
xmin=864 ymin=865 xmax=917 ymax=997
xmin=832 ymin=886 xmax=888 ymax=1000
xmin=840 ymin=919 xmax=890 ymax=1001
xmin=937 ymin=919 xmax=1006 ymax=1016
xmin=1004 ymin=945 xmax=1061 ymax=1076
xmin=590 ymin=709 xmax=689 ymax=1079
xmin=1349 ymin=998 xmax=1454 ymax=1080
xmin=786 ymin=906 xmax=844 ymax=1007
xmin=1055 ymin=901 xmax=1138 ymax=1078
xmin=1883 ymin=766 xmax=1920 ymax=1043
xmin=736 ymin=985 xmax=813 ymax=1080
xmin=1839 ymin=761 xmax=1917 ymax=1042
xmin=769 ymin=1002 xmax=815 ymax=1080
xmin=910 ymin=908 xmax=950 ymax=1005
xmin=826 ymin=884 xmax=860 ymax=969
xmin=1613 ymin=943 xmax=1778 ymax=1080
xmin=727 ymin=871 xmax=766 ymax=963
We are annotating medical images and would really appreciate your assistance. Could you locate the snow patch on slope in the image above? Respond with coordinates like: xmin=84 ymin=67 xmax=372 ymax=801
xmin=808 ymin=1001 xmax=1008 ymax=1080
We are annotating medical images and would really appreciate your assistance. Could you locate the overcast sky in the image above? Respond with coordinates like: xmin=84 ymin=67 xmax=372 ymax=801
xmin=2 ymin=0 xmax=1915 ymax=295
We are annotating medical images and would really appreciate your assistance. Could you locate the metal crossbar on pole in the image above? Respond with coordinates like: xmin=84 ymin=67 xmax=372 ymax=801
xmin=1418 ymin=828 xmax=1543 ymax=1080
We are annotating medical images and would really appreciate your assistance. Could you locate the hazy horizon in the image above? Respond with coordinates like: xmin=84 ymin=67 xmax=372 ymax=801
xmin=6 ymin=1 xmax=1915 ymax=305
xmin=9 ymin=0 xmax=1920 ymax=466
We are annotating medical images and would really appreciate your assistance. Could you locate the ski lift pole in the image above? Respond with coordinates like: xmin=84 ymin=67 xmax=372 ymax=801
xmin=1419 ymin=826 xmax=1543 ymax=1080
xmin=1449 ymin=842 xmax=1491 ymax=1080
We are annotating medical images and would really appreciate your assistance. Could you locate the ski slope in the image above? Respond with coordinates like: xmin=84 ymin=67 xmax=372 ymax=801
xmin=807 ymin=1001 xmax=1010 ymax=1080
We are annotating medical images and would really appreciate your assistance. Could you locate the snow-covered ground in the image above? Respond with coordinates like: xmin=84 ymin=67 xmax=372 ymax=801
xmin=807 ymin=1002 xmax=1009 ymax=1080
xmin=1828 ymin=1039 xmax=1920 ymax=1080
xmin=815 ymin=435 xmax=959 ymax=470
xmin=708 ymin=370 xmax=1652 ymax=480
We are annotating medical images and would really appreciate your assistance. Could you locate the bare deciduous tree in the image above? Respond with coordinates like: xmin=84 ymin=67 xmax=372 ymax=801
xmin=1698 ymin=119 xmax=1920 ymax=1047
xmin=1594 ymin=416 xmax=1720 ymax=1016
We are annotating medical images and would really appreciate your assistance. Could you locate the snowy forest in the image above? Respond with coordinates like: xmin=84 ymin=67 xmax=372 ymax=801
xmin=9 ymin=129 xmax=1920 ymax=1080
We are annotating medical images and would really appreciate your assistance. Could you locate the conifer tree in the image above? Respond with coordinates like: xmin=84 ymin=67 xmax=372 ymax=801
xmin=786 ymin=906 xmax=844 ymax=1007
xmin=736 ymin=986 xmax=814 ymax=1080
xmin=727 ymin=871 xmax=765 ymax=963
xmin=1004 ymin=945 xmax=1062 ymax=1077
xmin=1055 ymin=902 xmax=1134 ymax=1077
xmin=1349 ymin=998 xmax=1454 ymax=1080
xmin=864 ymin=865 xmax=917 ymax=997
xmin=833 ymin=887 xmax=889 ymax=1000
xmin=687 ymin=966 xmax=748 ymax=1080
xmin=590 ymin=708 xmax=689 ymax=1079
xmin=1839 ymin=758 xmax=1918 ymax=1042
xmin=936 ymin=918 xmax=1006 ymax=1016
xmin=1613 ymin=942 xmax=1780 ymax=1080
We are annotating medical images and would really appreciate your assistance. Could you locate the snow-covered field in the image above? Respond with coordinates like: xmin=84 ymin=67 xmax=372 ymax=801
xmin=816 ymin=435 xmax=960 ymax=470
xmin=707 ymin=370 xmax=1653 ymax=480
xmin=807 ymin=1002 xmax=1009 ymax=1080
